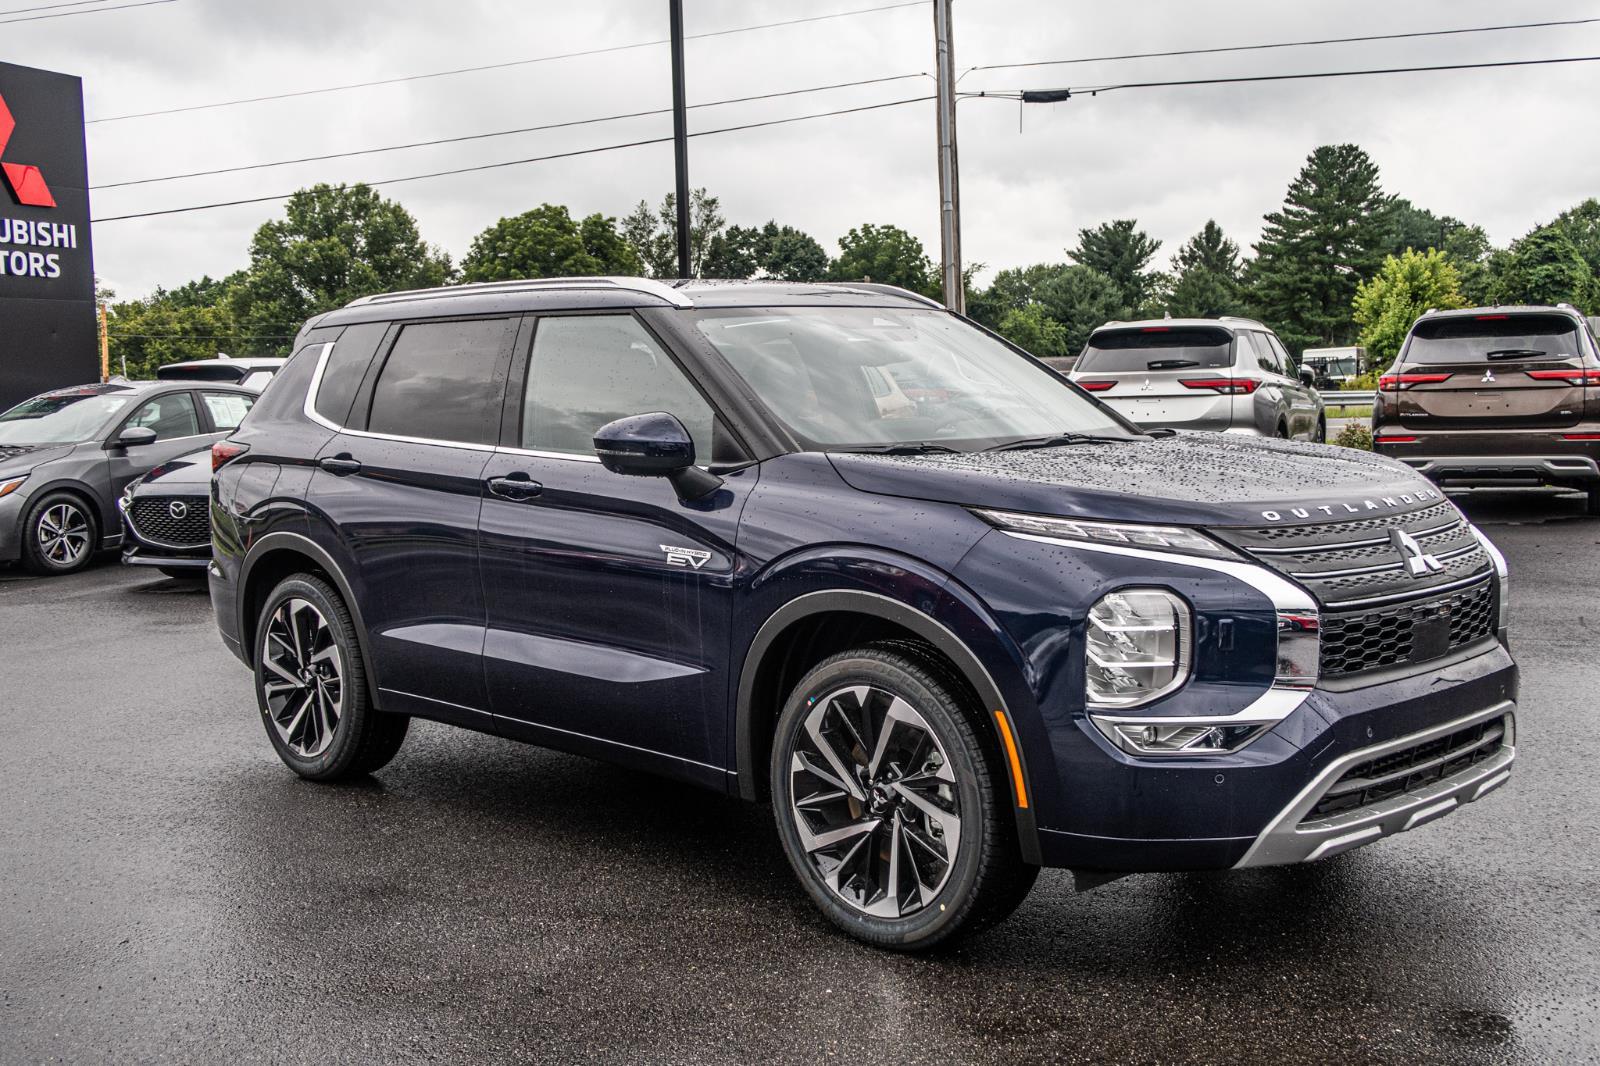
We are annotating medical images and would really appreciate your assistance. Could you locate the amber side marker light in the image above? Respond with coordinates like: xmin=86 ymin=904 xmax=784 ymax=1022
xmin=992 ymin=710 xmax=1030 ymax=809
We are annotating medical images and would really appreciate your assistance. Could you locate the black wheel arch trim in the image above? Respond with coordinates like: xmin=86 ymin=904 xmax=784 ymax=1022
xmin=236 ymin=530 xmax=384 ymax=701
xmin=735 ymin=588 xmax=1042 ymax=864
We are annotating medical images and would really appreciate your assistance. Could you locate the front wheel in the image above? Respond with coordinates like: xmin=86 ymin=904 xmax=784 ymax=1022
xmin=1313 ymin=416 xmax=1327 ymax=444
xmin=21 ymin=491 xmax=98 ymax=575
xmin=770 ymin=645 xmax=1037 ymax=950
xmin=253 ymin=573 xmax=408 ymax=780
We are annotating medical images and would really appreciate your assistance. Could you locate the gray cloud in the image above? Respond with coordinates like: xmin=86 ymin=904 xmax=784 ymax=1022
xmin=5 ymin=0 xmax=1596 ymax=298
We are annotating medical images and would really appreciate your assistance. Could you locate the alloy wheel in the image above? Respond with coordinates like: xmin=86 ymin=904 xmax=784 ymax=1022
xmin=261 ymin=597 xmax=344 ymax=758
xmin=37 ymin=502 xmax=90 ymax=568
xmin=787 ymin=684 xmax=962 ymax=919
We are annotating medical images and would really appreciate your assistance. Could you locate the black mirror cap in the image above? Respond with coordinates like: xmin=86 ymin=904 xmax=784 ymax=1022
xmin=113 ymin=426 xmax=159 ymax=449
xmin=593 ymin=412 xmax=696 ymax=477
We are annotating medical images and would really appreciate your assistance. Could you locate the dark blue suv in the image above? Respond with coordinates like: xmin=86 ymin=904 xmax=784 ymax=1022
xmin=208 ymin=277 xmax=1517 ymax=949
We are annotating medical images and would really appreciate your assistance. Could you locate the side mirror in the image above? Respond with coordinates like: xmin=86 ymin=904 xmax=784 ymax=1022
xmin=593 ymin=412 xmax=723 ymax=502
xmin=113 ymin=426 xmax=158 ymax=449
xmin=1298 ymin=367 xmax=1316 ymax=388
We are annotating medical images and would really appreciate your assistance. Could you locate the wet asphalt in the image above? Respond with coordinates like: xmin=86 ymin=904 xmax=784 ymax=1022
xmin=1 ymin=490 xmax=1597 ymax=1065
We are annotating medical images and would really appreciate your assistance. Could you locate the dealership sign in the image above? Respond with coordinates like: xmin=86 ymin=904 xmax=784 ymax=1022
xmin=0 ymin=61 xmax=97 ymax=411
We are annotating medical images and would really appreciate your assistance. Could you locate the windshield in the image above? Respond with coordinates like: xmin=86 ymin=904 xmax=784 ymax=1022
xmin=1075 ymin=327 xmax=1236 ymax=373
xmin=690 ymin=307 xmax=1128 ymax=450
xmin=1305 ymin=353 xmax=1358 ymax=376
xmin=1405 ymin=314 xmax=1583 ymax=364
xmin=0 ymin=392 xmax=132 ymax=445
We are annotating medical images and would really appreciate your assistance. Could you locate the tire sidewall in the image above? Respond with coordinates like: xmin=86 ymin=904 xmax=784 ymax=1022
xmin=253 ymin=575 xmax=368 ymax=779
xmin=23 ymin=491 xmax=98 ymax=575
xmin=770 ymin=653 xmax=991 ymax=949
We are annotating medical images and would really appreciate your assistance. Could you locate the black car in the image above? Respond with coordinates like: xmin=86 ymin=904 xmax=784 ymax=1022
xmin=0 ymin=380 xmax=256 ymax=575
xmin=209 ymin=277 xmax=1516 ymax=950
xmin=157 ymin=357 xmax=286 ymax=392
xmin=119 ymin=444 xmax=215 ymax=577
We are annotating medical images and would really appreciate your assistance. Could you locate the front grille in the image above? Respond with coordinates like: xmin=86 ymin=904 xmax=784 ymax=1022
xmin=1319 ymin=577 xmax=1496 ymax=676
xmin=128 ymin=494 xmax=210 ymax=548
xmin=1243 ymin=501 xmax=1456 ymax=543
xmin=1304 ymin=715 xmax=1509 ymax=822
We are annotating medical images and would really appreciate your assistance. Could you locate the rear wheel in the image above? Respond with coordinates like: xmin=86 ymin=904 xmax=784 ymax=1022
xmin=253 ymin=573 xmax=408 ymax=780
xmin=159 ymin=566 xmax=204 ymax=580
xmin=21 ymin=492 xmax=98 ymax=575
xmin=1586 ymin=485 xmax=1600 ymax=517
xmin=1275 ymin=421 xmax=1290 ymax=440
xmin=770 ymin=645 xmax=1037 ymax=950
xmin=1314 ymin=416 xmax=1327 ymax=443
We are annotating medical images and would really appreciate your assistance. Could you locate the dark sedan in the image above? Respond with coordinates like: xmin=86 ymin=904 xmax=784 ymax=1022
xmin=0 ymin=381 xmax=255 ymax=575
xmin=119 ymin=445 xmax=215 ymax=577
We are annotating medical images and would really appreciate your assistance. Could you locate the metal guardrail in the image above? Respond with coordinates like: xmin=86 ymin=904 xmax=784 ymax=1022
xmin=1322 ymin=390 xmax=1375 ymax=407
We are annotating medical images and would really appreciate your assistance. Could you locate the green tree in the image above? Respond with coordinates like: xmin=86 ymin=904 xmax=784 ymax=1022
xmin=229 ymin=183 xmax=452 ymax=350
xmin=1034 ymin=265 xmax=1125 ymax=353
xmin=996 ymin=303 xmax=1070 ymax=358
xmin=969 ymin=263 xmax=1065 ymax=329
xmin=1246 ymin=144 xmax=1389 ymax=352
xmin=1380 ymin=196 xmax=1494 ymax=304
xmin=1490 ymin=224 xmax=1596 ymax=309
xmin=1165 ymin=220 xmax=1245 ymax=318
xmin=621 ymin=188 xmax=727 ymax=278
xmin=828 ymin=223 xmax=938 ymax=298
xmin=461 ymin=204 xmax=639 ymax=282
xmin=1352 ymin=249 xmax=1468 ymax=368
xmin=1068 ymin=219 xmax=1161 ymax=316
xmin=702 ymin=221 xmax=830 ymax=281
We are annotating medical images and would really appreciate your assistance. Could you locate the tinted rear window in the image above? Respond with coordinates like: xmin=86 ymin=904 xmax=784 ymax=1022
xmin=156 ymin=364 xmax=244 ymax=382
xmin=1405 ymin=314 xmax=1582 ymax=364
xmin=365 ymin=318 xmax=514 ymax=445
xmin=315 ymin=321 xmax=388 ymax=426
xmin=1076 ymin=328 xmax=1236 ymax=373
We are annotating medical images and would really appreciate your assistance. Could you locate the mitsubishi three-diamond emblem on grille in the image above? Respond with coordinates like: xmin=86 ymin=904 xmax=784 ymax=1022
xmin=1390 ymin=529 xmax=1445 ymax=577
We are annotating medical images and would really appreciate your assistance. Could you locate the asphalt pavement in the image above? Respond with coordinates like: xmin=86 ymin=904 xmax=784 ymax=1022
xmin=2 ymin=489 xmax=1598 ymax=1064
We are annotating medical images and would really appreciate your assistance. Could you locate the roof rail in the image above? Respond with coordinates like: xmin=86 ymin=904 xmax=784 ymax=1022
xmin=833 ymin=282 xmax=945 ymax=309
xmin=346 ymin=276 xmax=694 ymax=309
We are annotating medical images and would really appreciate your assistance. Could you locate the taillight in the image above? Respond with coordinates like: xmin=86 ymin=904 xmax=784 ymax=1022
xmin=1180 ymin=378 xmax=1259 ymax=395
xmin=1562 ymin=433 xmax=1600 ymax=441
xmin=211 ymin=440 xmax=249 ymax=472
xmin=1526 ymin=369 xmax=1600 ymax=386
xmin=1374 ymin=434 xmax=1419 ymax=444
xmin=1378 ymin=373 xmax=1453 ymax=391
xmin=1077 ymin=380 xmax=1117 ymax=392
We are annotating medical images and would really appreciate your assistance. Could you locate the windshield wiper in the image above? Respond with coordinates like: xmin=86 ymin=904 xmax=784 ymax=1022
xmin=842 ymin=442 xmax=963 ymax=456
xmin=987 ymin=432 xmax=1129 ymax=452
xmin=1146 ymin=358 xmax=1199 ymax=370
xmin=1486 ymin=348 xmax=1546 ymax=360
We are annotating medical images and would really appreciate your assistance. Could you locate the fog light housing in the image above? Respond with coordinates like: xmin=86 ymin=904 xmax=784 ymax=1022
xmin=1086 ymin=588 xmax=1191 ymax=709
xmin=1095 ymin=717 xmax=1276 ymax=756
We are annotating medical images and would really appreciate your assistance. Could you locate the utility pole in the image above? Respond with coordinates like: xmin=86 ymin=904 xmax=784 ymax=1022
xmin=669 ymin=0 xmax=692 ymax=279
xmin=98 ymin=302 xmax=109 ymax=382
xmin=932 ymin=0 xmax=963 ymax=313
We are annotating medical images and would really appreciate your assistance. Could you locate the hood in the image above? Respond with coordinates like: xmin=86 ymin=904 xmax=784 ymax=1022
xmin=0 ymin=443 xmax=74 ymax=479
xmin=827 ymin=433 xmax=1438 ymax=529
xmin=132 ymin=446 xmax=214 ymax=491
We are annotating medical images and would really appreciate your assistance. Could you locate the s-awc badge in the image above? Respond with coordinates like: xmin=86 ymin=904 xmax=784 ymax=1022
xmin=660 ymin=545 xmax=712 ymax=570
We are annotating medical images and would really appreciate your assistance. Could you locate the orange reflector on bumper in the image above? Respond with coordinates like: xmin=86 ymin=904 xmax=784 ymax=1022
xmin=992 ymin=710 xmax=1030 ymax=809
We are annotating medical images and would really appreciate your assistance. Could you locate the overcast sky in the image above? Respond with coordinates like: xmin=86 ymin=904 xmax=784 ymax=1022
xmin=5 ymin=0 xmax=1598 ymax=299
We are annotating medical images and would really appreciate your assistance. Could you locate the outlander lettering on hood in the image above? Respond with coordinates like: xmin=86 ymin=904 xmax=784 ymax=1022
xmin=1260 ymin=487 xmax=1443 ymax=522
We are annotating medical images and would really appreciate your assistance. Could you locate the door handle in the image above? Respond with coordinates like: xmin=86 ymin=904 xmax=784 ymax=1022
xmin=318 ymin=455 xmax=362 ymax=477
xmin=487 ymin=474 xmax=543 ymax=501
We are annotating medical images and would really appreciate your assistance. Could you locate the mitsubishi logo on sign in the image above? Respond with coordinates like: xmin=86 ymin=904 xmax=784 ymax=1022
xmin=0 ymin=91 xmax=56 ymax=208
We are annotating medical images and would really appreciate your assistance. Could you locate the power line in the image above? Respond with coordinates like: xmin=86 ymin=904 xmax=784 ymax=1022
xmin=93 ymin=95 xmax=933 ymax=223
xmin=963 ymin=53 xmax=1600 ymax=101
xmin=86 ymin=0 xmax=927 ymax=124
xmin=0 ymin=0 xmax=173 ymax=25
xmin=92 ymin=73 xmax=928 ymax=190
xmin=967 ymin=16 xmax=1600 ymax=75
xmin=0 ymin=0 xmax=109 ymax=16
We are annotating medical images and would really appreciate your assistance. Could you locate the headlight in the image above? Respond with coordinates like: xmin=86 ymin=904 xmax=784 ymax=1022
xmin=1085 ymin=588 xmax=1191 ymax=708
xmin=974 ymin=509 xmax=1235 ymax=558
xmin=0 ymin=475 xmax=27 ymax=499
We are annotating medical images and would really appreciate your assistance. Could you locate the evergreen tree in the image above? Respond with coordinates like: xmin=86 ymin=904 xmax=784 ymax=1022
xmin=1246 ymin=144 xmax=1389 ymax=352
xmin=1490 ymin=224 xmax=1596 ymax=309
xmin=1033 ymin=265 xmax=1125 ymax=352
xmin=1068 ymin=219 xmax=1161 ymax=316
xmin=1165 ymin=220 xmax=1245 ymax=318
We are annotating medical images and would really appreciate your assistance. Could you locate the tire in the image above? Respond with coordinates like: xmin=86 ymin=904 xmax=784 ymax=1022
xmin=1314 ymin=416 xmax=1327 ymax=444
xmin=252 ymin=573 xmax=408 ymax=781
xmin=21 ymin=491 xmax=98 ymax=575
xmin=1275 ymin=421 xmax=1291 ymax=440
xmin=770 ymin=644 xmax=1037 ymax=951
xmin=1586 ymin=485 xmax=1600 ymax=517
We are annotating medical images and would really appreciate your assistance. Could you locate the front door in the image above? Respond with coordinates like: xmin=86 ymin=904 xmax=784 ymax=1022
xmin=106 ymin=390 xmax=214 ymax=498
xmin=477 ymin=313 xmax=755 ymax=788
xmin=305 ymin=316 xmax=517 ymax=725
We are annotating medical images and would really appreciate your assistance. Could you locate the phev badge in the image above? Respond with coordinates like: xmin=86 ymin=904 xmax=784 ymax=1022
xmin=660 ymin=545 xmax=712 ymax=570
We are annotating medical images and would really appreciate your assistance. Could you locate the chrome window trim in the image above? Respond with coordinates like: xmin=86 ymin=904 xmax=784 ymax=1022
xmin=999 ymin=530 xmax=1318 ymax=738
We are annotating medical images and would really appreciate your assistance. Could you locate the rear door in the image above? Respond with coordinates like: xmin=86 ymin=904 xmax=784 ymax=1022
xmin=1391 ymin=312 xmax=1596 ymax=430
xmin=1262 ymin=332 xmax=1319 ymax=438
xmin=1071 ymin=326 xmax=1240 ymax=431
xmin=305 ymin=315 xmax=517 ymax=725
